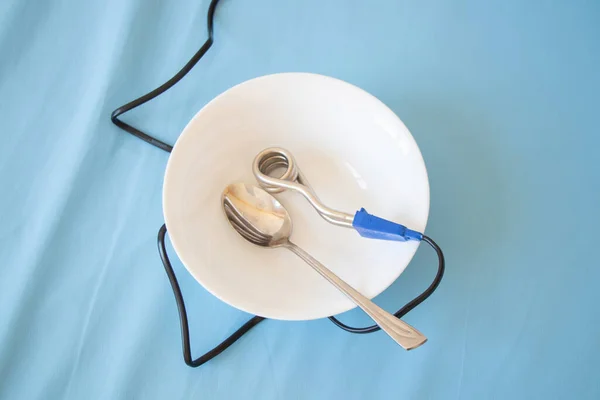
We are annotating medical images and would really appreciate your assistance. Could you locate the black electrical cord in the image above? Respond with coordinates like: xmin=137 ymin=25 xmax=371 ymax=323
xmin=111 ymin=0 xmax=445 ymax=367
xmin=158 ymin=224 xmax=265 ymax=367
xmin=110 ymin=0 xmax=220 ymax=153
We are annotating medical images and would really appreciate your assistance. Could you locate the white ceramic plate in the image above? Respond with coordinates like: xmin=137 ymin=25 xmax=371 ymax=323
xmin=163 ymin=73 xmax=429 ymax=321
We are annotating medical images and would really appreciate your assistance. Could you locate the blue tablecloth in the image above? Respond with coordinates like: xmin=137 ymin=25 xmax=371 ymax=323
xmin=1 ymin=0 xmax=599 ymax=398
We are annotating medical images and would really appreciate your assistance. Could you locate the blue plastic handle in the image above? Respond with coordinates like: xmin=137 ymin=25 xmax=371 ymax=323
xmin=352 ymin=208 xmax=423 ymax=242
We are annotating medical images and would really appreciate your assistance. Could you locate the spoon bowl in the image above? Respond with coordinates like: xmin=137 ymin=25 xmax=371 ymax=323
xmin=222 ymin=183 xmax=292 ymax=247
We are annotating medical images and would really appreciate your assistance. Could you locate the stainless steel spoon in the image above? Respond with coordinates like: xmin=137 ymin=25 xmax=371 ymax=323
xmin=221 ymin=183 xmax=427 ymax=350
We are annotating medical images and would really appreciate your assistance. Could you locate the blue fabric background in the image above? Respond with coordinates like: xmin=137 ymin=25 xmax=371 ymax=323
xmin=1 ymin=0 xmax=599 ymax=398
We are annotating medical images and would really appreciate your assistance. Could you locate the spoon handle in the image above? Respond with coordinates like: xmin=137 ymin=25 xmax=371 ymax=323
xmin=285 ymin=242 xmax=427 ymax=350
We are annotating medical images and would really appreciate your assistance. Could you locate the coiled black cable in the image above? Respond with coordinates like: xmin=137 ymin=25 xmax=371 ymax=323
xmin=110 ymin=0 xmax=220 ymax=153
xmin=112 ymin=0 xmax=445 ymax=367
xmin=158 ymin=225 xmax=265 ymax=367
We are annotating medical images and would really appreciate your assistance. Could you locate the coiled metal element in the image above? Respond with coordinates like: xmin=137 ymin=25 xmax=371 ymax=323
xmin=253 ymin=147 xmax=354 ymax=227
